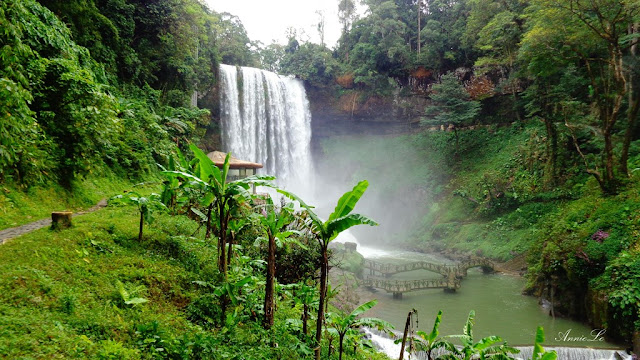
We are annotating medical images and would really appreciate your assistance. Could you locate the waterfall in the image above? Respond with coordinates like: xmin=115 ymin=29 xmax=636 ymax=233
xmin=219 ymin=64 xmax=313 ymax=193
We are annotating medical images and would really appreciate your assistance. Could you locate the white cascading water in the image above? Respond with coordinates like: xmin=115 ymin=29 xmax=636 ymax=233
xmin=219 ymin=64 xmax=313 ymax=194
xmin=219 ymin=64 xmax=371 ymax=252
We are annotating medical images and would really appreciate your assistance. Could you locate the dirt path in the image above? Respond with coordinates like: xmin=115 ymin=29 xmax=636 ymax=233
xmin=0 ymin=199 xmax=108 ymax=244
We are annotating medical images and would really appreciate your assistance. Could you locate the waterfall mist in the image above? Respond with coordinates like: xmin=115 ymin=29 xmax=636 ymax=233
xmin=219 ymin=64 xmax=430 ymax=249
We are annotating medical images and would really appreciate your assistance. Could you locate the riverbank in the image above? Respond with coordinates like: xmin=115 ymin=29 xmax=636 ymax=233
xmin=331 ymin=246 xmax=627 ymax=349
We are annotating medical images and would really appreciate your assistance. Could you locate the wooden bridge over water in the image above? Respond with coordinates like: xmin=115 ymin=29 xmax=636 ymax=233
xmin=360 ymin=258 xmax=496 ymax=298
xmin=360 ymin=277 xmax=461 ymax=299
xmin=364 ymin=258 xmax=495 ymax=278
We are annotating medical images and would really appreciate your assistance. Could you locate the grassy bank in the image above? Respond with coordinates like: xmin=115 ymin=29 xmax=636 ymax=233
xmin=0 ymin=185 xmax=390 ymax=359
xmin=0 ymin=176 xmax=139 ymax=230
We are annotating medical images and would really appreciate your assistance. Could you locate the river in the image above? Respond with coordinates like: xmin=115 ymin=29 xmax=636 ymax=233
xmin=345 ymin=242 xmax=629 ymax=359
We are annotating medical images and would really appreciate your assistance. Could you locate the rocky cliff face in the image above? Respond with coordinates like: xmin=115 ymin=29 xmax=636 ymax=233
xmin=305 ymin=86 xmax=430 ymax=140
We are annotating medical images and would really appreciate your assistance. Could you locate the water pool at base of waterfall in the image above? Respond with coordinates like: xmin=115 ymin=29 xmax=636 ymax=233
xmin=348 ymin=244 xmax=625 ymax=354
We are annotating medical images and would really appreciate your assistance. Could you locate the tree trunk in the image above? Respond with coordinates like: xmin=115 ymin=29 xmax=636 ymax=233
xmin=264 ymin=232 xmax=276 ymax=329
xmin=205 ymin=202 xmax=213 ymax=240
xmin=399 ymin=310 xmax=413 ymax=360
xmin=543 ymin=118 xmax=558 ymax=187
xmin=51 ymin=211 xmax=73 ymax=231
xmin=620 ymin=24 xmax=639 ymax=176
xmin=620 ymin=96 xmax=639 ymax=176
xmin=417 ymin=1 xmax=421 ymax=54
xmin=315 ymin=245 xmax=328 ymax=360
xmin=338 ymin=333 xmax=345 ymax=360
xmin=302 ymin=303 xmax=309 ymax=336
xmin=138 ymin=212 xmax=144 ymax=241
xmin=602 ymin=127 xmax=618 ymax=194
xmin=218 ymin=201 xmax=229 ymax=278
xmin=227 ymin=235 xmax=235 ymax=270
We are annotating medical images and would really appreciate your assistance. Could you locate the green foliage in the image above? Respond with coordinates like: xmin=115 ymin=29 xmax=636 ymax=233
xmin=114 ymin=280 xmax=149 ymax=307
xmin=214 ymin=12 xmax=259 ymax=67
xmin=595 ymin=252 xmax=640 ymax=337
xmin=531 ymin=327 xmax=557 ymax=360
xmin=110 ymin=191 xmax=167 ymax=241
xmin=411 ymin=310 xmax=458 ymax=359
xmin=469 ymin=1 xmax=526 ymax=75
xmin=327 ymin=299 xmax=392 ymax=360
xmin=417 ymin=0 xmax=472 ymax=72
xmin=279 ymin=42 xmax=340 ymax=87
xmin=423 ymin=73 xmax=481 ymax=129
xmin=520 ymin=0 xmax=640 ymax=194
xmin=343 ymin=1 xmax=411 ymax=92
xmin=448 ymin=310 xmax=519 ymax=360
xmin=0 ymin=0 xmax=215 ymax=189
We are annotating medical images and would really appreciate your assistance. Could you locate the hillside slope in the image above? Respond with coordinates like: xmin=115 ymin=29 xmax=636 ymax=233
xmin=318 ymin=123 xmax=640 ymax=343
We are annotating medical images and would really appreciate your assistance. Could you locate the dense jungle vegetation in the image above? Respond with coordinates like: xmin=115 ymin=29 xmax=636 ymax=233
xmin=278 ymin=0 xmax=640 ymax=344
xmin=0 ymin=0 xmax=639 ymax=357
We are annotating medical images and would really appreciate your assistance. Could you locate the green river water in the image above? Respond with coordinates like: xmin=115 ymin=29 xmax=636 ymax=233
xmin=355 ymin=246 xmax=620 ymax=348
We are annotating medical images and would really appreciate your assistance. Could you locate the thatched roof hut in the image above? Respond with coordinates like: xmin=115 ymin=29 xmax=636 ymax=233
xmin=206 ymin=151 xmax=263 ymax=169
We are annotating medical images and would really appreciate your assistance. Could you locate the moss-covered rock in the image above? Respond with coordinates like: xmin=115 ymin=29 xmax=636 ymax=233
xmin=330 ymin=243 xmax=365 ymax=277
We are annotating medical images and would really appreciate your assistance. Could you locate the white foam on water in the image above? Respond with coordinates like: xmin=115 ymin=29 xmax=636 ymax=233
xmin=333 ymin=231 xmax=391 ymax=258
xmin=362 ymin=329 xmax=632 ymax=360
xmin=362 ymin=328 xmax=406 ymax=360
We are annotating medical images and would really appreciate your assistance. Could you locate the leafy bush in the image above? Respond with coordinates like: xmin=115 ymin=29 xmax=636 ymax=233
xmin=594 ymin=252 xmax=640 ymax=338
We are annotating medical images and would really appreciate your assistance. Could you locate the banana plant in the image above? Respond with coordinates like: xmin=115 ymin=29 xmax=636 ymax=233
xmin=296 ymin=282 xmax=318 ymax=337
xmin=253 ymin=195 xmax=301 ymax=329
xmin=158 ymin=147 xmax=193 ymax=214
xmin=226 ymin=217 xmax=249 ymax=270
xmin=446 ymin=310 xmax=519 ymax=360
xmin=327 ymin=299 xmax=392 ymax=360
xmin=109 ymin=191 xmax=166 ymax=241
xmin=279 ymin=180 xmax=378 ymax=360
xmin=397 ymin=310 xmax=457 ymax=360
xmin=193 ymin=275 xmax=255 ymax=328
xmin=281 ymin=281 xmax=319 ymax=338
xmin=163 ymin=144 xmax=274 ymax=279
xmin=531 ymin=327 xmax=557 ymax=360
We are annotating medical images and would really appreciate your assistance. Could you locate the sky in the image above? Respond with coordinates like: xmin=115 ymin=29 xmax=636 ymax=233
xmin=205 ymin=0 xmax=345 ymax=47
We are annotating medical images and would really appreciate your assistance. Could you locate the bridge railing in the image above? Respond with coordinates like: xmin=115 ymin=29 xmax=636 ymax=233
xmin=364 ymin=258 xmax=495 ymax=277
xmin=360 ymin=277 xmax=460 ymax=293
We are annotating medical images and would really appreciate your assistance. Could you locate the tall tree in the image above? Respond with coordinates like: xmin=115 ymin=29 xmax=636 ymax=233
xmin=254 ymin=196 xmax=297 ymax=329
xmin=316 ymin=10 xmax=326 ymax=48
xmin=522 ymin=0 xmax=640 ymax=194
xmin=423 ymin=73 xmax=481 ymax=155
xmin=280 ymin=181 xmax=377 ymax=360
xmin=338 ymin=0 xmax=357 ymax=61
xmin=418 ymin=0 xmax=471 ymax=72
xmin=466 ymin=0 xmax=527 ymax=121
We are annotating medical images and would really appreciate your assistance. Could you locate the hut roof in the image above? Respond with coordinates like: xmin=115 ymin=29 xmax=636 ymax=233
xmin=206 ymin=151 xmax=263 ymax=169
